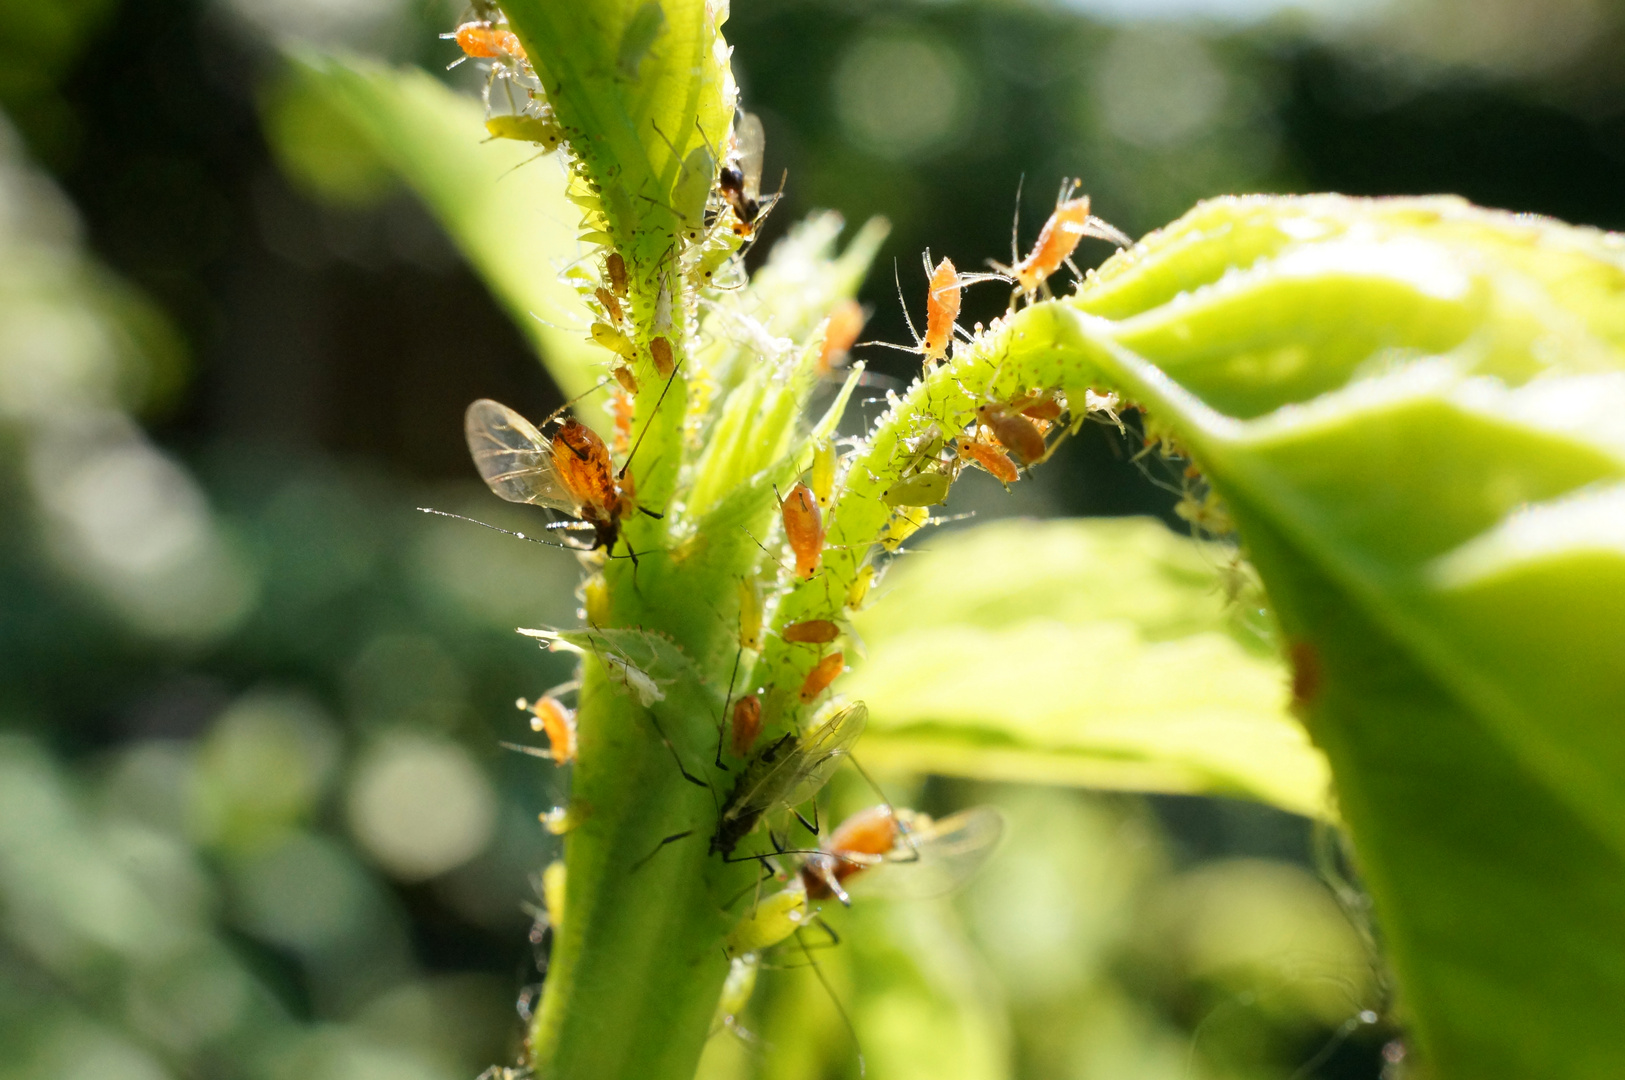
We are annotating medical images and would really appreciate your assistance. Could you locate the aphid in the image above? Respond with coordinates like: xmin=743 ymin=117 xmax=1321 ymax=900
xmin=1017 ymin=390 xmax=1065 ymax=422
xmin=730 ymin=694 xmax=763 ymax=758
xmin=465 ymin=398 xmax=628 ymax=553
xmin=581 ymin=572 xmax=610 ymax=624
xmin=485 ymin=110 xmax=564 ymax=152
xmin=712 ymin=953 xmax=762 ymax=1035
xmin=994 ymin=179 xmax=1132 ymax=300
xmin=799 ymin=805 xmax=1004 ymax=905
xmin=846 ymin=564 xmax=876 ymax=611
xmin=590 ymin=321 xmax=637 ymax=361
xmin=518 ymin=695 xmax=578 ymax=763
xmin=817 ymin=299 xmax=865 ymax=375
xmin=611 ymin=365 xmax=638 ymax=395
xmin=446 ymin=20 xmax=526 ymax=62
xmin=650 ymin=336 xmax=674 ymax=377
xmin=809 ymin=440 xmax=838 ymax=509
xmin=1174 ymin=488 xmax=1234 ymax=535
xmin=955 ymin=436 xmax=1019 ymax=486
xmin=782 ymin=620 xmax=839 ymax=645
xmin=542 ymin=858 xmax=567 ymax=931
xmin=606 ymin=252 xmax=629 ymax=298
xmin=781 ymin=483 xmax=824 ymax=581
xmin=738 ymin=577 xmax=764 ymax=652
xmin=609 ymin=386 xmax=634 ymax=454
xmin=711 ymin=701 xmax=868 ymax=856
xmin=725 ymin=885 xmax=810 ymax=958
xmin=616 ymin=0 xmax=666 ymax=79
xmin=976 ymin=401 xmax=1047 ymax=466
xmin=799 ymin=651 xmax=845 ymax=704
xmin=717 ymin=112 xmax=780 ymax=238
xmin=595 ymin=285 xmax=623 ymax=324
xmin=882 ymin=471 xmax=951 ymax=507
xmin=879 ymin=505 xmax=929 ymax=552
xmin=922 ymin=256 xmax=961 ymax=366
xmin=670 ymin=144 xmax=716 ymax=245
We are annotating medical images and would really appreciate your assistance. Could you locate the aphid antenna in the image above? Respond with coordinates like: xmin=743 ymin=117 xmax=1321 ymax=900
xmin=419 ymin=507 xmax=643 ymax=559
xmin=617 ymin=356 xmax=686 ymax=480
xmin=540 ymin=677 xmax=583 ymax=699
xmin=499 ymin=741 xmax=558 ymax=761
xmin=715 ymin=643 xmax=745 ymax=769
xmin=795 ymin=928 xmax=867 ymax=1078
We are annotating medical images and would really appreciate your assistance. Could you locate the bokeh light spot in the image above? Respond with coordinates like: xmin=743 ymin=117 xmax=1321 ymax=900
xmin=346 ymin=735 xmax=496 ymax=881
xmin=834 ymin=34 xmax=970 ymax=161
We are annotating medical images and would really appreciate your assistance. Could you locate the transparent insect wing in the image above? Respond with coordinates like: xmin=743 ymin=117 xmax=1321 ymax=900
xmin=465 ymin=398 xmax=580 ymax=512
xmin=735 ymin=112 xmax=766 ymax=202
xmin=779 ymin=701 xmax=868 ymax=809
xmin=846 ymin=805 xmax=1005 ymax=901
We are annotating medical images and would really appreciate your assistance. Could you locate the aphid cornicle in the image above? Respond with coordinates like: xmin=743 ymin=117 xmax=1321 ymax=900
xmin=799 ymin=651 xmax=845 ymax=703
xmin=465 ymin=398 xmax=627 ymax=553
xmin=781 ymin=482 xmax=824 ymax=581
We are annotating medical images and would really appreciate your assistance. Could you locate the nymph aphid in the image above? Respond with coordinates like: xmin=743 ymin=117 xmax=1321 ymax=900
xmin=992 ymin=179 xmax=1131 ymax=302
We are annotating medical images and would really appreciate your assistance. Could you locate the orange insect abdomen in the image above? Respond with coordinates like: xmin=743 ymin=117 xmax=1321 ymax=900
xmin=798 ymin=651 xmax=845 ymax=704
xmin=978 ymin=405 xmax=1046 ymax=466
xmin=818 ymin=299 xmax=865 ymax=374
xmin=454 ymin=21 xmax=525 ymax=60
xmin=531 ymin=697 xmax=578 ymax=764
xmin=781 ymin=482 xmax=824 ymax=580
xmin=1015 ymin=196 xmax=1091 ymax=294
xmin=958 ymin=439 xmax=1019 ymax=485
xmin=922 ymin=257 xmax=960 ymax=364
xmin=552 ymin=419 xmax=620 ymax=521
xmin=730 ymin=694 xmax=762 ymax=758
xmin=803 ymin=805 xmax=899 ymax=898
xmin=610 ymin=387 xmax=633 ymax=454
xmin=782 ymin=619 xmax=839 ymax=644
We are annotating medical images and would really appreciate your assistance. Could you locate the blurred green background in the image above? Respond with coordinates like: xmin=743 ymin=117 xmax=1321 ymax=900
xmin=1 ymin=0 xmax=1621 ymax=1078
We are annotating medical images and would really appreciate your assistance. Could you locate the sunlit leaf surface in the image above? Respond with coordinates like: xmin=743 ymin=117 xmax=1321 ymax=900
xmin=847 ymin=517 xmax=1329 ymax=819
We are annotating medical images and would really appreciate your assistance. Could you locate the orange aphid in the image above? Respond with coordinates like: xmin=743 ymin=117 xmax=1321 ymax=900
xmin=523 ymin=696 xmax=578 ymax=764
xmin=596 ymin=286 xmax=623 ymax=324
xmin=605 ymin=253 xmax=629 ymax=298
xmin=610 ymin=387 xmax=634 ymax=454
xmin=730 ymin=694 xmax=763 ymax=758
xmin=465 ymin=400 xmax=628 ymax=553
xmin=817 ymin=299 xmax=865 ymax=374
xmin=956 ymin=437 xmax=1019 ymax=486
xmin=1002 ymin=183 xmax=1130 ymax=299
xmin=922 ymin=257 xmax=961 ymax=366
xmin=800 ymin=805 xmax=898 ymax=901
xmin=1018 ymin=392 xmax=1064 ymax=422
xmin=976 ymin=403 xmax=1047 ymax=466
xmin=782 ymin=619 xmax=840 ymax=645
xmin=781 ymin=482 xmax=824 ymax=581
xmin=650 ymin=336 xmax=674 ymax=377
xmin=451 ymin=21 xmax=525 ymax=61
xmin=799 ymin=651 xmax=845 ymax=704
xmin=612 ymin=365 xmax=638 ymax=395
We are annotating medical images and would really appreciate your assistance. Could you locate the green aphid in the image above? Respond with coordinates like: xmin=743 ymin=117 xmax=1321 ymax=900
xmin=883 ymin=471 xmax=951 ymax=507
xmin=485 ymin=111 xmax=564 ymax=151
xmin=617 ymin=1 xmax=666 ymax=79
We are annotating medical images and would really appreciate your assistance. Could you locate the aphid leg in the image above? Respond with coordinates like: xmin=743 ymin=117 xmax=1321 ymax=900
xmin=791 ymin=800 xmax=820 ymax=837
xmin=796 ymin=928 xmax=867 ymax=1078
xmin=716 ymin=645 xmax=744 ymax=768
xmin=644 ymin=710 xmax=711 ymax=791
xmin=419 ymin=508 xmax=591 ymax=552
xmin=618 ymin=355 xmax=686 ymax=479
xmin=630 ymin=829 xmax=695 ymax=872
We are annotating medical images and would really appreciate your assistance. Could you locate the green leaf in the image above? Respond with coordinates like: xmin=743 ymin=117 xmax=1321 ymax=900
xmin=270 ymin=53 xmax=605 ymax=403
xmin=1012 ymin=195 xmax=1625 ymax=1079
xmin=846 ymin=517 xmax=1330 ymax=819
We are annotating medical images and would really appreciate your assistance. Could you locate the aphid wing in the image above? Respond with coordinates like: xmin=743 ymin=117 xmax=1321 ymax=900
xmin=465 ymin=399 xmax=579 ymax=512
xmin=735 ymin=112 xmax=766 ymax=200
xmin=781 ymin=702 xmax=867 ymax=807
xmin=849 ymin=805 xmax=1005 ymax=901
